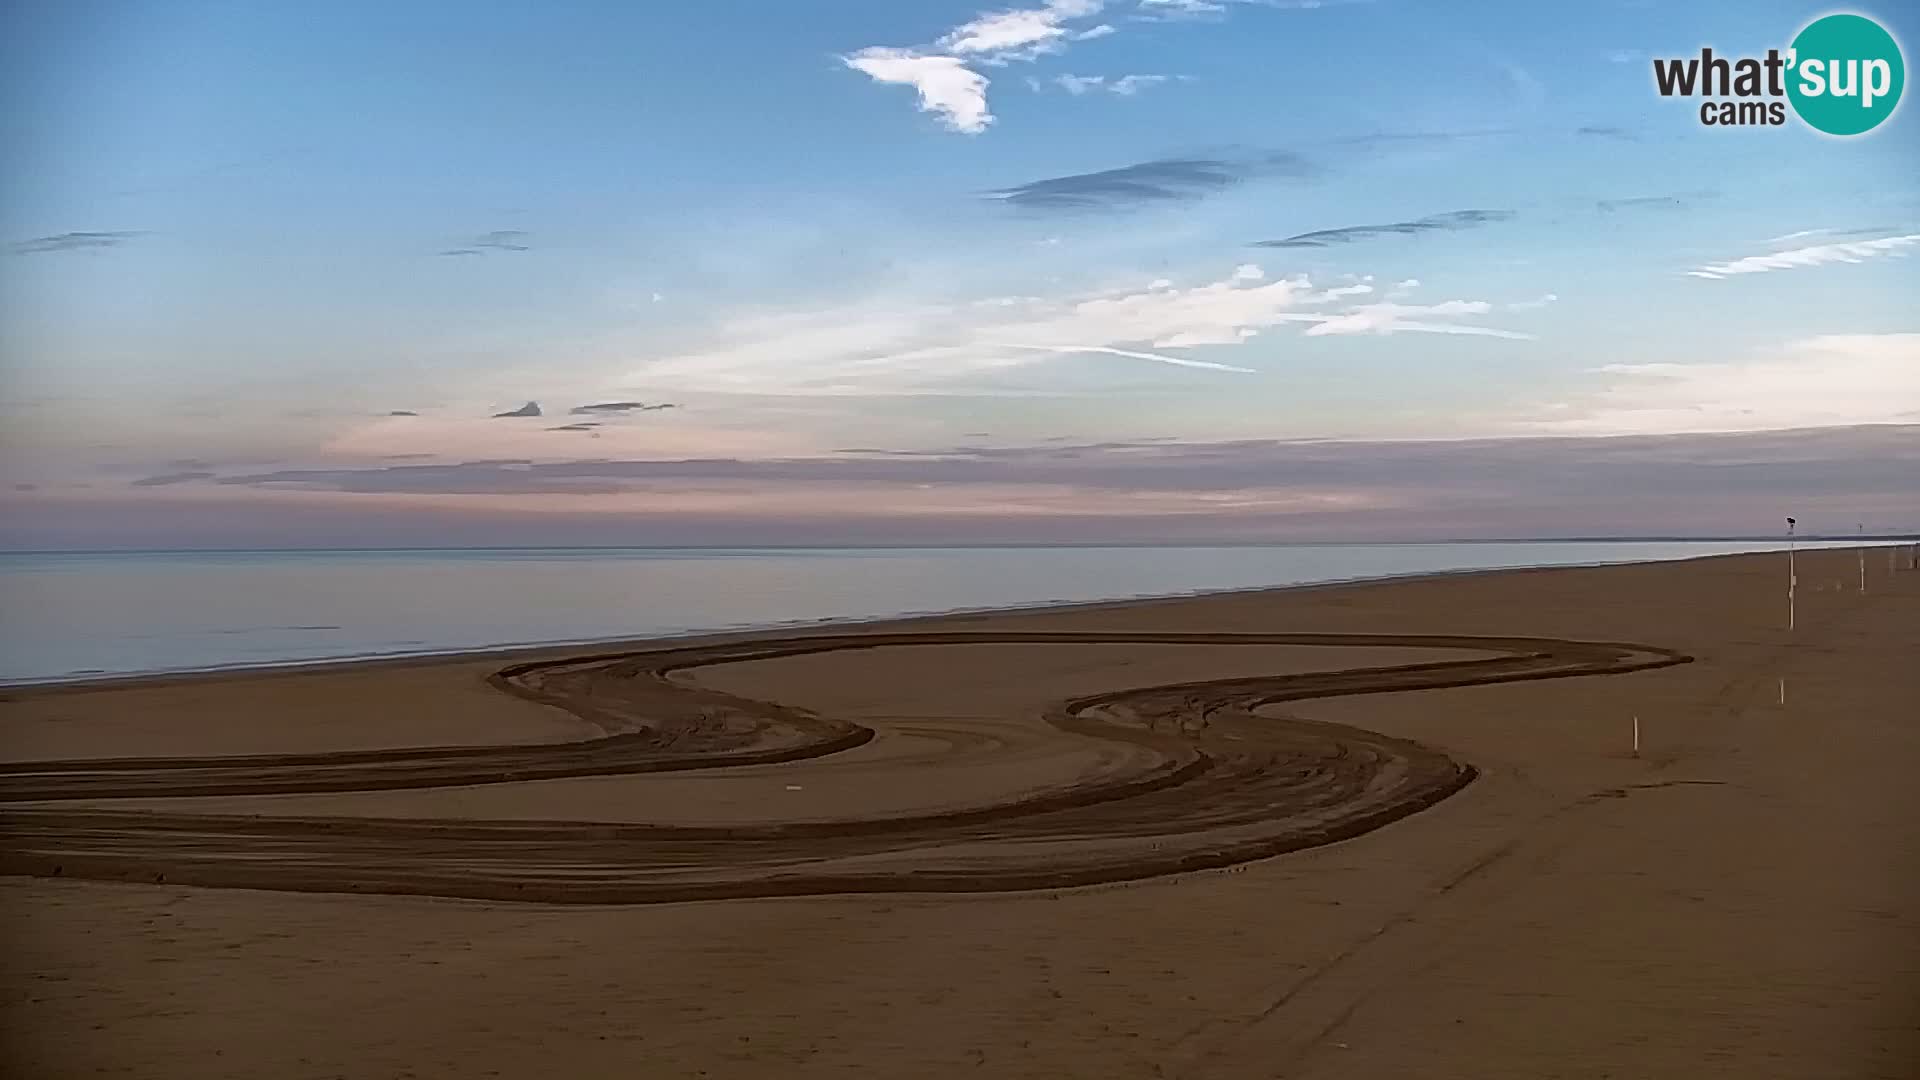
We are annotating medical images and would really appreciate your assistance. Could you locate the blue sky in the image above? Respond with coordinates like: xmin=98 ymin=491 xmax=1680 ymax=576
xmin=2 ymin=0 xmax=1916 ymax=546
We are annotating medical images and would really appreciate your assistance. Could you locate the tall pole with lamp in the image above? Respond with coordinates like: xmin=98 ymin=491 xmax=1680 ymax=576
xmin=1787 ymin=516 xmax=1797 ymax=631
xmin=1858 ymin=522 xmax=1866 ymax=594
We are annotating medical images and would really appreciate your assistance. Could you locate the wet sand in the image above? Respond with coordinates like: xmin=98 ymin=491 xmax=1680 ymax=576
xmin=2 ymin=548 xmax=1915 ymax=1077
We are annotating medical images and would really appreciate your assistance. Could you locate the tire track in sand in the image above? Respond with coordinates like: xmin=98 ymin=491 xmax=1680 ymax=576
xmin=0 ymin=632 xmax=1688 ymax=904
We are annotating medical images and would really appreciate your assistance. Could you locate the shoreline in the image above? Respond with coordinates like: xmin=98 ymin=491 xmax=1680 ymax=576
xmin=0 ymin=545 xmax=1800 ymax=693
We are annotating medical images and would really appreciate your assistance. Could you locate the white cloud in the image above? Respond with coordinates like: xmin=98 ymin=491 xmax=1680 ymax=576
xmin=843 ymin=0 xmax=1302 ymax=132
xmin=940 ymin=2 xmax=1089 ymax=61
xmin=1521 ymin=333 xmax=1920 ymax=434
xmin=1686 ymin=233 xmax=1920 ymax=279
xmin=842 ymin=48 xmax=993 ymax=134
xmin=843 ymin=4 xmax=1104 ymax=132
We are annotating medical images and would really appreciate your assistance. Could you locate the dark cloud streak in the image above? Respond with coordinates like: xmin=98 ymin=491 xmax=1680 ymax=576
xmin=436 ymin=229 xmax=531 ymax=257
xmin=129 ymin=471 xmax=216 ymax=487
xmin=570 ymin=402 xmax=679 ymax=415
xmin=986 ymin=154 xmax=1314 ymax=213
xmin=1252 ymin=209 xmax=1514 ymax=248
xmin=1595 ymin=191 xmax=1718 ymax=212
xmin=473 ymin=230 xmax=530 ymax=251
xmin=8 ymin=231 xmax=143 ymax=255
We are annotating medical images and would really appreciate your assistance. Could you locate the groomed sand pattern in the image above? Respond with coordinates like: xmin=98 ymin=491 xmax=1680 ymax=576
xmin=0 ymin=631 xmax=1688 ymax=903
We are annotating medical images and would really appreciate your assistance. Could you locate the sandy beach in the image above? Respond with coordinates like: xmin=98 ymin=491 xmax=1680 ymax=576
xmin=1 ymin=547 xmax=1914 ymax=1077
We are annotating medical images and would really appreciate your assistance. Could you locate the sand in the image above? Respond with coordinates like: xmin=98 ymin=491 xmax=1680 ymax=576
xmin=1 ymin=548 xmax=1915 ymax=1077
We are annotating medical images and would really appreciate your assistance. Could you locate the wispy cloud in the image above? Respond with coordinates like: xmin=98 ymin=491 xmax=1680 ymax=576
xmin=1574 ymin=124 xmax=1636 ymax=141
xmin=1052 ymin=73 xmax=1179 ymax=95
xmin=8 ymin=231 xmax=142 ymax=255
xmin=1302 ymin=300 xmax=1532 ymax=340
xmin=200 ymin=427 xmax=1908 ymax=499
xmin=173 ymin=424 xmax=1917 ymax=546
xmin=1252 ymin=209 xmax=1513 ymax=248
xmin=1686 ymin=233 xmax=1920 ymax=280
xmin=999 ymin=342 xmax=1254 ymax=372
xmin=1524 ymin=334 xmax=1920 ymax=434
xmin=629 ymin=264 xmax=1529 ymax=394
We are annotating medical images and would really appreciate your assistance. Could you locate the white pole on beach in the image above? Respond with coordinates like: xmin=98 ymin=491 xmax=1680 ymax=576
xmin=1858 ymin=523 xmax=1866 ymax=594
xmin=1786 ymin=517 xmax=1797 ymax=631
xmin=1632 ymin=715 xmax=1641 ymax=756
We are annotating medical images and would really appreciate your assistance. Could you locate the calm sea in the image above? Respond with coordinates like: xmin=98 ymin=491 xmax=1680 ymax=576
xmin=0 ymin=542 xmax=1841 ymax=685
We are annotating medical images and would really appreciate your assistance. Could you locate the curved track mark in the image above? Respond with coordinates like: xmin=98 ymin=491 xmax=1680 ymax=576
xmin=0 ymin=632 xmax=1689 ymax=903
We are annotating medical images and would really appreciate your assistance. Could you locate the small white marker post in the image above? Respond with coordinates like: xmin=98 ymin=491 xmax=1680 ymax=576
xmin=1632 ymin=715 xmax=1641 ymax=756
xmin=1778 ymin=678 xmax=1786 ymax=706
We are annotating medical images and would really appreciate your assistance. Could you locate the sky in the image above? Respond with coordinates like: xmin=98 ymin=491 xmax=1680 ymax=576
xmin=1 ymin=0 xmax=1916 ymax=547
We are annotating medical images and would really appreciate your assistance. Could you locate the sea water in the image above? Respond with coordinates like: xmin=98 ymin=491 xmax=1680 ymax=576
xmin=0 ymin=541 xmax=1864 ymax=684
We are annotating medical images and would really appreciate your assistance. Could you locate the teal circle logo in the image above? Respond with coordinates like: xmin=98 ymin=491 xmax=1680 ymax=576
xmin=1787 ymin=14 xmax=1904 ymax=136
